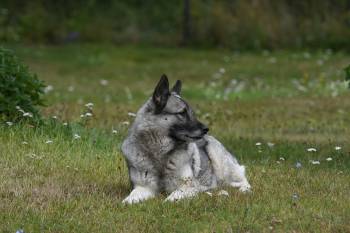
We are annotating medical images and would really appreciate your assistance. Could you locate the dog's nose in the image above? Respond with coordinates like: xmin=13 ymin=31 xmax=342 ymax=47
xmin=202 ymin=127 xmax=209 ymax=134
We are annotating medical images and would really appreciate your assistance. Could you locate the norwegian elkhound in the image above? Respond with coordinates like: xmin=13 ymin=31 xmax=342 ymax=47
xmin=121 ymin=75 xmax=251 ymax=204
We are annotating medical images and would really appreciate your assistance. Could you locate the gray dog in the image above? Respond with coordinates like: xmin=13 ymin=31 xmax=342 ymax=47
xmin=121 ymin=75 xmax=251 ymax=204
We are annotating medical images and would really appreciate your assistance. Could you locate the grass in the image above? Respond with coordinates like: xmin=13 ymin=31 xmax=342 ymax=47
xmin=1 ymin=44 xmax=350 ymax=232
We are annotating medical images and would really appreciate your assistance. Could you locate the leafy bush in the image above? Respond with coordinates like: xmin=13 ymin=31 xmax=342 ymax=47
xmin=345 ymin=65 xmax=350 ymax=89
xmin=0 ymin=47 xmax=45 ymax=121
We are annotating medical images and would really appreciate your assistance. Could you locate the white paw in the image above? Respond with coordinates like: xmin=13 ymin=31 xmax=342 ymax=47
xmin=230 ymin=182 xmax=251 ymax=193
xmin=122 ymin=186 xmax=155 ymax=204
xmin=239 ymin=184 xmax=252 ymax=193
xmin=165 ymin=188 xmax=197 ymax=202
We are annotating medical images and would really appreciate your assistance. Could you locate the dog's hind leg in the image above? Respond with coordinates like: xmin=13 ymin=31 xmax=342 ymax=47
xmin=204 ymin=135 xmax=251 ymax=193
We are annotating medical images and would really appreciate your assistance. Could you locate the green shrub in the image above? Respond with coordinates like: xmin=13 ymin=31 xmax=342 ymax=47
xmin=0 ymin=47 xmax=45 ymax=122
xmin=345 ymin=65 xmax=350 ymax=89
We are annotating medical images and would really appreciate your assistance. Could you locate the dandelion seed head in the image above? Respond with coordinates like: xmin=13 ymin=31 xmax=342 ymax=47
xmin=295 ymin=162 xmax=302 ymax=169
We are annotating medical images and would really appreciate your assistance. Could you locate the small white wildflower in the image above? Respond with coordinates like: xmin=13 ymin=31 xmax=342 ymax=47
xmin=127 ymin=112 xmax=136 ymax=117
xmin=85 ymin=103 xmax=94 ymax=109
xmin=85 ymin=112 xmax=93 ymax=117
xmin=258 ymin=149 xmax=262 ymax=153
xmin=307 ymin=148 xmax=317 ymax=152
xmin=326 ymin=157 xmax=333 ymax=161
xmin=6 ymin=121 xmax=13 ymax=126
xmin=80 ymin=114 xmax=85 ymax=118
xmin=219 ymin=67 xmax=226 ymax=74
xmin=122 ymin=121 xmax=130 ymax=126
xmin=44 ymin=85 xmax=54 ymax=93
xmin=73 ymin=134 xmax=81 ymax=140
xmin=68 ymin=85 xmax=75 ymax=92
xmin=335 ymin=146 xmax=341 ymax=151
xmin=217 ymin=190 xmax=229 ymax=196
xmin=112 ymin=129 xmax=118 ymax=134
xmin=63 ymin=122 xmax=68 ymax=126
xmin=205 ymin=191 xmax=213 ymax=197
xmin=267 ymin=142 xmax=275 ymax=147
xmin=100 ymin=79 xmax=109 ymax=86
xmin=52 ymin=115 xmax=58 ymax=119
xmin=279 ymin=157 xmax=285 ymax=161
xmin=268 ymin=57 xmax=277 ymax=63
xmin=45 ymin=140 xmax=53 ymax=144
xmin=22 ymin=141 xmax=28 ymax=145
xmin=15 ymin=106 xmax=21 ymax=110
xmin=310 ymin=160 xmax=320 ymax=165
xmin=255 ymin=142 xmax=262 ymax=146
xmin=23 ymin=112 xmax=33 ymax=117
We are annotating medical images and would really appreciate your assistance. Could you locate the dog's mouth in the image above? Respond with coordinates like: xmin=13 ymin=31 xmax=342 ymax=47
xmin=185 ymin=135 xmax=203 ymax=140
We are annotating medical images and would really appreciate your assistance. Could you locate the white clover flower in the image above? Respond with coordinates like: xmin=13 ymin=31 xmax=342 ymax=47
xmin=100 ymin=79 xmax=109 ymax=86
xmin=73 ymin=134 xmax=81 ymax=140
xmin=335 ymin=146 xmax=342 ymax=151
xmin=45 ymin=140 xmax=53 ymax=144
xmin=6 ymin=121 xmax=13 ymax=126
xmin=127 ymin=112 xmax=136 ymax=117
xmin=326 ymin=157 xmax=333 ymax=161
xmin=217 ymin=190 xmax=229 ymax=196
xmin=307 ymin=148 xmax=317 ymax=152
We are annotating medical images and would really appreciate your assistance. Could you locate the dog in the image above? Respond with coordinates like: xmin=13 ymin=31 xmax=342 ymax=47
xmin=121 ymin=75 xmax=251 ymax=204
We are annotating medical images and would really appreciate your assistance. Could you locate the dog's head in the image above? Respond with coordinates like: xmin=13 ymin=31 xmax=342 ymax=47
xmin=149 ymin=74 xmax=209 ymax=142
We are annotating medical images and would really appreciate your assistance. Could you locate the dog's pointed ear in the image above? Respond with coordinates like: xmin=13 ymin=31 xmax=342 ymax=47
xmin=152 ymin=74 xmax=170 ymax=113
xmin=171 ymin=80 xmax=182 ymax=95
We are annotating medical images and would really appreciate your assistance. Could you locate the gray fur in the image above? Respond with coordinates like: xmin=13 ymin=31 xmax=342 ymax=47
xmin=121 ymin=75 xmax=251 ymax=204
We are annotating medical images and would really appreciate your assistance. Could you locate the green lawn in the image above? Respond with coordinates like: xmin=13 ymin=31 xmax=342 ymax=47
xmin=1 ymin=45 xmax=350 ymax=232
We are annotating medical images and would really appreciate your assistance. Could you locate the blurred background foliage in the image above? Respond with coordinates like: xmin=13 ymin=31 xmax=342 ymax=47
xmin=1 ymin=0 xmax=350 ymax=50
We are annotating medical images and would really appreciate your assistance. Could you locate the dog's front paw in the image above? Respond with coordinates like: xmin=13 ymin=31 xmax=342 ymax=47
xmin=122 ymin=186 xmax=155 ymax=204
xmin=165 ymin=188 xmax=197 ymax=202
